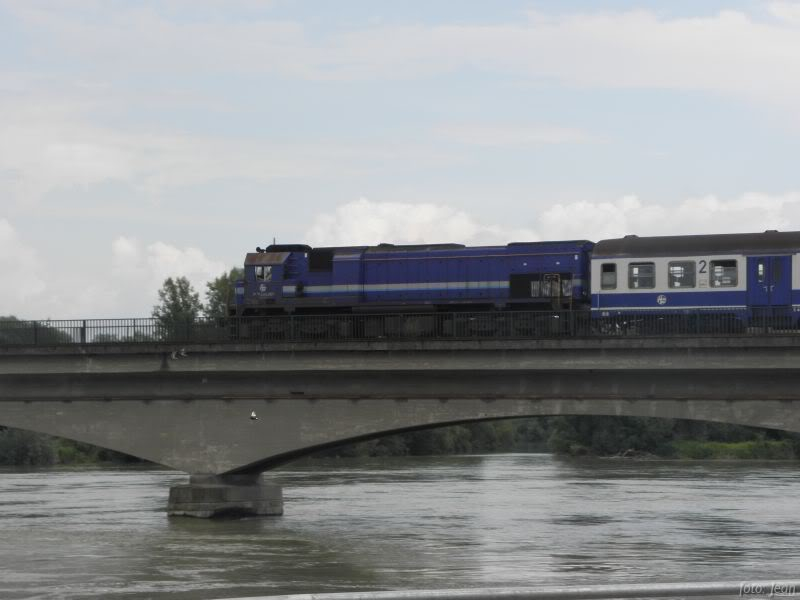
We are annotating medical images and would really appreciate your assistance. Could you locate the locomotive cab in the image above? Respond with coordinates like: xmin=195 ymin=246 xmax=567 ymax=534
xmin=241 ymin=250 xmax=291 ymax=313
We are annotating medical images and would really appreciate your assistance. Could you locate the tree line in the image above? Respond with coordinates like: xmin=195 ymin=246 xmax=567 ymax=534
xmin=0 ymin=270 xmax=241 ymax=345
xmin=153 ymin=269 xmax=242 ymax=324
xmin=312 ymin=416 xmax=800 ymax=460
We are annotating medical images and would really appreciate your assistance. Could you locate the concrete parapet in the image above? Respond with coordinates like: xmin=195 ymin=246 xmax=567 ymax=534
xmin=167 ymin=474 xmax=283 ymax=518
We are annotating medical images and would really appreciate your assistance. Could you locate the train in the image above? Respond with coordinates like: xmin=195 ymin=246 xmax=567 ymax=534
xmin=232 ymin=230 xmax=800 ymax=331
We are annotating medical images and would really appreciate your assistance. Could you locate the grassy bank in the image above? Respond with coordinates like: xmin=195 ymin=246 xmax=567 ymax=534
xmin=672 ymin=439 xmax=797 ymax=460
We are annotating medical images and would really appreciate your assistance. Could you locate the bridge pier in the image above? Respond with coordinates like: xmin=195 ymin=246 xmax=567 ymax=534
xmin=167 ymin=474 xmax=283 ymax=518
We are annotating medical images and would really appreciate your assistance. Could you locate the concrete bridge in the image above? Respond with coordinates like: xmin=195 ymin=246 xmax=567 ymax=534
xmin=1 ymin=336 xmax=800 ymax=517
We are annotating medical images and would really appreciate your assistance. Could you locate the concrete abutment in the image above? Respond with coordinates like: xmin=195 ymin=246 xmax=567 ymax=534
xmin=167 ymin=474 xmax=283 ymax=518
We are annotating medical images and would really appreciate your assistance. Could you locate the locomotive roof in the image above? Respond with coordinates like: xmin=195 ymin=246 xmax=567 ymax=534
xmin=364 ymin=240 xmax=592 ymax=253
xmin=244 ymin=252 xmax=290 ymax=265
xmin=508 ymin=240 xmax=593 ymax=248
xmin=364 ymin=243 xmax=466 ymax=253
xmin=594 ymin=231 xmax=800 ymax=258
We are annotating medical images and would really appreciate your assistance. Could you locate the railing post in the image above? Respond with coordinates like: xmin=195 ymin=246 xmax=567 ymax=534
xmin=32 ymin=321 xmax=38 ymax=345
xmin=80 ymin=320 xmax=87 ymax=344
xmin=289 ymin=314 xmax=295 ymax=341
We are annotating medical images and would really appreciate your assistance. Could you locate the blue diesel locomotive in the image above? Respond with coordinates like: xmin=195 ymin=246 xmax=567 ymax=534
xmin=234 ymin=240 xmax=594 ymax=315
xmin=234 ymin=230 xmax=800 ymax=328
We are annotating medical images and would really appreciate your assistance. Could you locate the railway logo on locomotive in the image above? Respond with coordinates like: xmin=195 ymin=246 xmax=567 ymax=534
xmin=656 ymin=294 xmax=668 ymax=305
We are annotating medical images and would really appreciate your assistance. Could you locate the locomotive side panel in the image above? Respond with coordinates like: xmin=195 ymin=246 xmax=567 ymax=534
xmin=239 ymin=240 xmax=593 ymax=314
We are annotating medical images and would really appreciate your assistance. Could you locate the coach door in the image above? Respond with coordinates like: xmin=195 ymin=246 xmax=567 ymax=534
xmin=747 ymin=256 xmax=791 ymax=310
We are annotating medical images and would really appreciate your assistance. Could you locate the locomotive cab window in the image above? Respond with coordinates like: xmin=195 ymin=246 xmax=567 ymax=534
xmin=600 ymin=263 xmax=617 ymax=290
xmin=255 ymin=265 xmax=272 ymax=281
xmin=628 ymin=262 xmax=655 ymax=289
xmin=668 ymin=261 xmax=695 ymax=288
xmin=710 ymin=260 xmax=737 ymax=287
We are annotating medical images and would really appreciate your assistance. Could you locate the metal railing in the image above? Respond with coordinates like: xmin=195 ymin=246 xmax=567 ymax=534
xmin=215 ymin=580 xmax=800 ymax=600
xmin=1 ymin=310 xmax=799 ymax=346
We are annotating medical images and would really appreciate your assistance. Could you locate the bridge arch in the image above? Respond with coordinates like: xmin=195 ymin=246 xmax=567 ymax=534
xmin=229 ymin=397 xmax=800 ymax=473
xmin=0 ymin=397 xmax=798 ymax=475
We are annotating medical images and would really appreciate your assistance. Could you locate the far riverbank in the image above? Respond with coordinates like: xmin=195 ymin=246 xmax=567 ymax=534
xmin=2 ymin=416 xmax=799 ymax=467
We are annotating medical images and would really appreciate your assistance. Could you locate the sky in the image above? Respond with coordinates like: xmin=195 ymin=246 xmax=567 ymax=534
xmin=3 ymin=0 xmax=800 ymax=318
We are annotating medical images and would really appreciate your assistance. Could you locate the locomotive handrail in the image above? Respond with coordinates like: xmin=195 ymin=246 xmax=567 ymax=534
xmin=1 ymin=309 xmax=799 ymax=346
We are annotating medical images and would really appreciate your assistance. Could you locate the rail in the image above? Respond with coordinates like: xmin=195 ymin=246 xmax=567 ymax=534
xmin=1 ymin=310 xmax=799 ymax=346
xmin=217 ymin=580 xmax=800 ymax=600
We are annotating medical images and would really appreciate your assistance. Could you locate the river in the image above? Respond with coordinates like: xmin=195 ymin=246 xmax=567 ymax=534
xmin=0 ymin=454 xmax=798 ymax=599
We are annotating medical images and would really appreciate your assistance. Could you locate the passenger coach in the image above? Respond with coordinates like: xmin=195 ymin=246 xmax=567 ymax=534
xmin=591 ymin=231 xmax=800 ymax=325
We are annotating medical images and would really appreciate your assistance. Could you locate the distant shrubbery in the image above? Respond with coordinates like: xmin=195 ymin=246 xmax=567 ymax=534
xmin=314 ymin=420 xmax=547 ymax=458
xmin=673 ymin=439 xmax=797 ymax=460
xmin=316 ymin=417 xmax=800 ymax=461
xmin=544 ymin=416 xmax=800 ymax=459
xmin=0 ymin=427 xmax=146 ymax=467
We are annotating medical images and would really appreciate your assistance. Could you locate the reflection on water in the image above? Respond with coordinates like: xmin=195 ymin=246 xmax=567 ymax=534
xmin=0 ymin=455 xmax=799 ymax=599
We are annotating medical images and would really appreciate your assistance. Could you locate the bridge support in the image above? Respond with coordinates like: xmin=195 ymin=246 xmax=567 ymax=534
xmin=167 ymin=474 xmax=283 ymax=518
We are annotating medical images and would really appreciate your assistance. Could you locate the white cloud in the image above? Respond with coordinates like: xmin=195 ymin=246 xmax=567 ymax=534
xmin=325 ymin=10 xmax=800 ymax=112
xmin=8 ymin=4 xmax=800 ymax=109
xmin=0 ymin=95 xmax=342 ymax=203
xmin=306 ymin=193 xmax=800 ymax=249
xmin=767 ymin=2 xmax=800 ymax=24
xmin=304 ymin=197 xmax=537 ymax=247
xmin=539 ymin=192 xmax=800 ymax=240
xmin=0 ymin=222 xmax=227 ymax=318
xmin=107 ymin=237 xmax=226 ymax=316
xmin=436 ymin=123 xmax=593 ymax=146
xmin=0 ymin=219 xmax=46 ymax=315
xmin=0 ymin=90 xmax=460 ymax=204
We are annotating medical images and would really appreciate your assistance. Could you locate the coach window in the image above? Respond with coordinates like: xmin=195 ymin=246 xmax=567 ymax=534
xmin=601 ymin=263 xmax=617 ymax=289
xmin=710 ymin=260 xmax=737 ymax=287
xmin=668 ymin=261 xmax=695 ymax=288
xmin=628 ymin=262 xmax=655 ymax=289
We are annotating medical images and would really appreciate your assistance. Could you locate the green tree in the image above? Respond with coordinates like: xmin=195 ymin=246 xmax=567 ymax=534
xmin=0 ymin=428 xmax=56 ymax=466
xmin=205 ymin=267 xmax=244 ymax=319
xmin=152 ymin=277 xmax=203 ymax=340
xmin=0 ymin=315 xmax=75 ymax=345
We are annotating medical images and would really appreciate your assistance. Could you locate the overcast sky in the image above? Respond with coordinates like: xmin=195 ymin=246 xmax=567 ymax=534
xmin=3 ymin=0 xmax=800 ymax=318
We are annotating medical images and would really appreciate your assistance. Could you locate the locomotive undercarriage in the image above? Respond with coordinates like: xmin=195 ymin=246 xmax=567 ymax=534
xmin=231 ymin=310 xmax=576 ymax=342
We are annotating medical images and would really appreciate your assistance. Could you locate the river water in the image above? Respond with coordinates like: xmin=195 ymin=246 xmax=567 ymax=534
xmin=0 ymin=454 xmax=799 ymax=600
